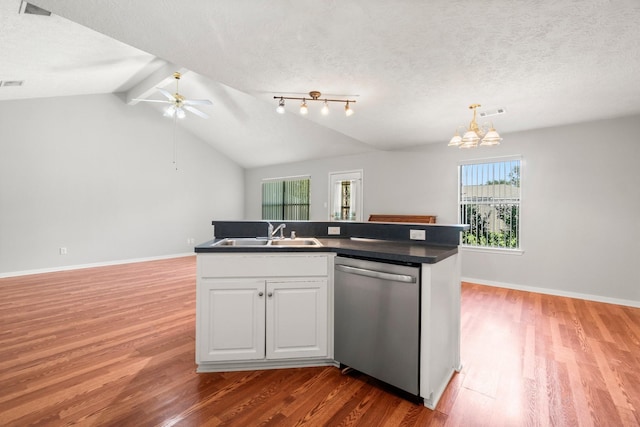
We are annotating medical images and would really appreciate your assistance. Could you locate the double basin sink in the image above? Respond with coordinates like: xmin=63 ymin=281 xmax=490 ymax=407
xmin=211 ymin=237 xmax=322 ymax=248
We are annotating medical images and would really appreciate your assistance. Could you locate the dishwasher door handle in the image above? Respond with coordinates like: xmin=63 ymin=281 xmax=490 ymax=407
xmin=335 ymin=264 xmax=417 ymax=283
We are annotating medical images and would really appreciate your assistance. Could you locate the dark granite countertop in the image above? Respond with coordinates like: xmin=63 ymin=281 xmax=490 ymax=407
xmin=195 ymin=237 xmax=457 ymax=264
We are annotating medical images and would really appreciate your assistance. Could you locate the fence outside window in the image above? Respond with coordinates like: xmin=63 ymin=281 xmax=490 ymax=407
xmin=458 ymin=157 xmax=521 ymax=250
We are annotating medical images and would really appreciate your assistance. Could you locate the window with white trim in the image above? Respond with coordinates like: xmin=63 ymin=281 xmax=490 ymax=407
xmin=262 ymin=176 xmax=310 ymax=220
xmin=458 ymin=157 xmax=521 ymax=250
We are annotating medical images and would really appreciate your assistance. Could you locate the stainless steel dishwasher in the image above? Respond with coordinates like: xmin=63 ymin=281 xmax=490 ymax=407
xmin=334 ymin=255 xmax=421 ymax=397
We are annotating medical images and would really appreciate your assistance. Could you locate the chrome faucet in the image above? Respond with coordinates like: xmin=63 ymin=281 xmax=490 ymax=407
xmin=267 ymin=222 xmax=286 ymax=240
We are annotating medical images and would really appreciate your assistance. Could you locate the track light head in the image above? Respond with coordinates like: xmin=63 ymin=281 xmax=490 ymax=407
xmin=321 ymin=100 xmax=329 ymax=116
xmin=344 ymin=101 xmax=354 ymax=117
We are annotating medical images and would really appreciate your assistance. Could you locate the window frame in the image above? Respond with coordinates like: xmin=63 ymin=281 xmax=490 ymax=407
xmin=457 ymin=155 xmax=524 ymax=255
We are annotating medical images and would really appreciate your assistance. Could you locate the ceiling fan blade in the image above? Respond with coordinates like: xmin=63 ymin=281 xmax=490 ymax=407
xmin=184 ymin=105 xmax=209 ymax=119
xmin=184 ymin=99 xmax=213 ymax=106
xmin=132 ymin=99 xmax=173 ymax=104
xmin=156 ymin=87 xmax=176 ymax=101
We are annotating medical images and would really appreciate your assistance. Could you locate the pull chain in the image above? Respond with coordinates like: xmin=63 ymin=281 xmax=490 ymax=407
xmin=173 ymin=115 xmax=178 ymax=171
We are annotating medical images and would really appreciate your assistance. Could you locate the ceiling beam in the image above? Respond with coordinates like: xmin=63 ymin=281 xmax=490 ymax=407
xmin=125 ymin=63 xmax=188 ymax=105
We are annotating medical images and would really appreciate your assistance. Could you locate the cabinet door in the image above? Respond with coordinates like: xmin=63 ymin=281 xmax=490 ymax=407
xmin=266 ymin=279 xmax=328 ymax=359
xmin=197 ymin=279 xmax=265 ymax=362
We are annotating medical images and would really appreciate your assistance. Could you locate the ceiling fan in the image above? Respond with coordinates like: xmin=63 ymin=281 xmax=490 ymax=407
xmin=134 ymin=72 xmax=212 ymax=119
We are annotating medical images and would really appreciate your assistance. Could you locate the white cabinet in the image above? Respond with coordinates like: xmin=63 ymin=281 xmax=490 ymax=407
xmin=198 ymin=279 xmax=265 ymax=362
xmin=196 ymin=253 xmax=333 ymax=371
xmin=266 ymin=279 xmax=327 ymax=359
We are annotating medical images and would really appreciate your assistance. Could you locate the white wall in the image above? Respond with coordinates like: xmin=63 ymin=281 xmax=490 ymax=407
xmin=244 ymin=115 xmax=640 ymax=305
xmin=0 ymin=93 xmax=244 ymax=275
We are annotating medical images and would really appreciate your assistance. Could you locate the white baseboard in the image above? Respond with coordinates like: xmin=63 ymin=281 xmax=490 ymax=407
xmin=462 ymin=276 xmax=640 ymax=309
xmin=0 ymin=253 xmax=195 ymax=279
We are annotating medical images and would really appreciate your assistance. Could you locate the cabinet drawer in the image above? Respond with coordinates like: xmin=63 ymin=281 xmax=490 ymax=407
xmin=198 ymin=253 xmax=330 ymax=278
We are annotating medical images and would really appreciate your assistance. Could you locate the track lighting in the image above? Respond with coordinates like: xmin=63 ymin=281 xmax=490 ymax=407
xmin=274 ymin=91 xmax=356 ymax=117
xmin=448 ymin=104 xmax=503 ymax=148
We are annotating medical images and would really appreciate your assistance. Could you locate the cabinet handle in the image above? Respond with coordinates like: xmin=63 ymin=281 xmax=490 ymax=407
xmin=267 ymin=292 xmax=273 ymax=298
xmin=258 ymin=291 xmax=264 ymax=297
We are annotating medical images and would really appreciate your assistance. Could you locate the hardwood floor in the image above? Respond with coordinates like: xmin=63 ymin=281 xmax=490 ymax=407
xmin=1 ymin=256 xmax=640 ymax=426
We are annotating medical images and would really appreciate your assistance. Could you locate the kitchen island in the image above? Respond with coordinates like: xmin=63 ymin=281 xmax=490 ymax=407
xmin=194 ymin=220 xmax=467 ymax=409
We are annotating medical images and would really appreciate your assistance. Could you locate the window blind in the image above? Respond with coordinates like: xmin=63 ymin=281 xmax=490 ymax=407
xmin=262 ymin=177 xmax=310 ymax=220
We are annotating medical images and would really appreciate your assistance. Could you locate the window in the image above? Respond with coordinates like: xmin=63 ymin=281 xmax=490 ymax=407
xmin=458 ymin=157 xmax=521 ymax=250
xmin=262 ymin=176 xmax=310 ymax=220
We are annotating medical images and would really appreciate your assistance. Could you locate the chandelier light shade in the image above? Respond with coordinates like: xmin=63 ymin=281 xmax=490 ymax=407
xmin=448 ymin=104 xmax=502 ymax=148
xmin=274 ymin=91 xmax=356 ymax=117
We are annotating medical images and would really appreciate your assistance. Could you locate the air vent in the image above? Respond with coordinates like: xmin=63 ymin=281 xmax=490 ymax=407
xmin=19 ymin=1 xmax=51 ymax=16
xmin=1 ymin=80 xmax=24 ymax=87
xmin=479 ymin=108 xmax=507 ymax=118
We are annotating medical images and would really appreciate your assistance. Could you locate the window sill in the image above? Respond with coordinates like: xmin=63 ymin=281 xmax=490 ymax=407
xmin=460 ymin=246 xmax=524 ymax=256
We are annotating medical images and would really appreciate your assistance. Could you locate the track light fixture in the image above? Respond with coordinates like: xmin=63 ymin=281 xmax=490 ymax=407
xmin=448 ymin=104 xmax=503 ymax=148
xmin=274 ymin=91 xmax=356 ymax=117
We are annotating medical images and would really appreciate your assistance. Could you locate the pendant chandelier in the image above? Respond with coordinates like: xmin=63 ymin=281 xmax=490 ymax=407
xmin=274 ymin=91 xmax=356 ymax=116
xmin=448 ymin=104 xmax=502 ymax=148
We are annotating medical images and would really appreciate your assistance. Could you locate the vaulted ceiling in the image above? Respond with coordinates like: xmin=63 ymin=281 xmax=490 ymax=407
xmin=2 ymin=0 xmax=640 ymax=168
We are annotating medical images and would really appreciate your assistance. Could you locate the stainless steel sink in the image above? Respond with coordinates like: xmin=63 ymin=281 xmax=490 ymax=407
xmin=269 ymin=238 xmax=322 ymax=247
xmin=211 ymin=238 xmax=270 ymax=246
xmin=211 ymin=237 xmax=322 ymax=247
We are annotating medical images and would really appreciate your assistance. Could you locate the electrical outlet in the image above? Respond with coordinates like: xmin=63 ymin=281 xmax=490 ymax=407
xmin=59 ymin=247 xmax=67 ymax=255
xmin=187 ymin=238 xmax=195 ymax=244
xmin=328 ymin=226 xmax=341 ymax=235
xmin=409 ymin=229 xmax=426 ymax=240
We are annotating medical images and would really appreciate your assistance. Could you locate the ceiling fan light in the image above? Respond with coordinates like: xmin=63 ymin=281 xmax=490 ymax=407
xmin=300 ymin=99 xmax=308 ymax=115
xmin=276 ymin=97 xmax=286 ymax=114
xmin=176 ymin=108 xmax=186 ymax=119
xmin=164 ymin=105 xmax=176 ymax=117
xmin=344 ymin=101 xmax=354 ymax=117
xmin=321 ymin=101 xmax=329 ymax=116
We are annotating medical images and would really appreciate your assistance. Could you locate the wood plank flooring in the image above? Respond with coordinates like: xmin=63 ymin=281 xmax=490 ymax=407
xmin=1 ymin=256 xmax=640 ymax=426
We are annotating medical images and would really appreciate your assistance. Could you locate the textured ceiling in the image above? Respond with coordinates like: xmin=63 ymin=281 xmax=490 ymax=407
xmin=3 ymin=0 xmax=640 ymax=168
